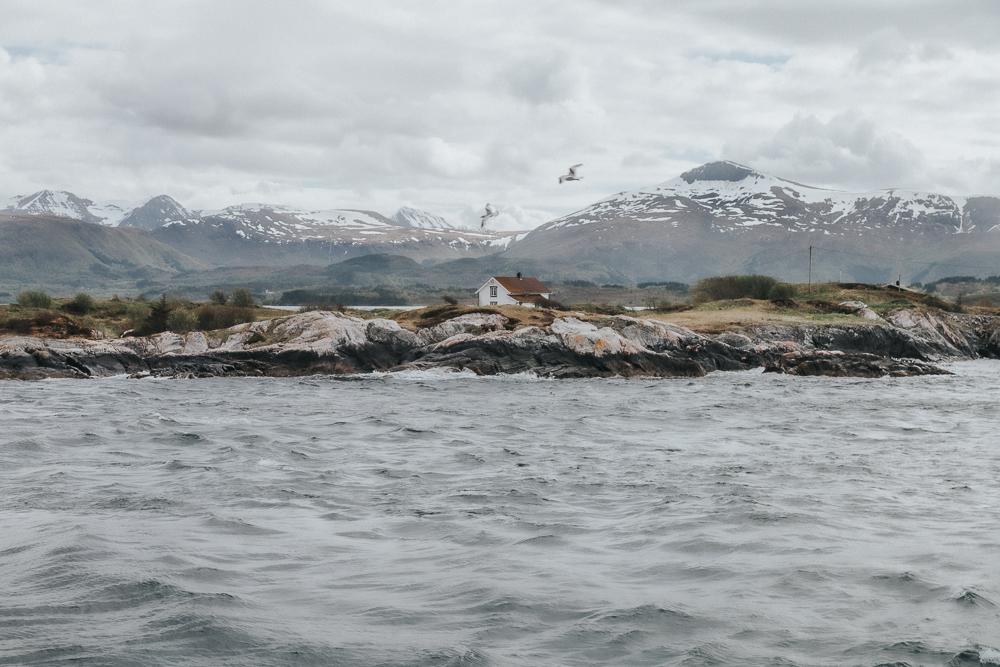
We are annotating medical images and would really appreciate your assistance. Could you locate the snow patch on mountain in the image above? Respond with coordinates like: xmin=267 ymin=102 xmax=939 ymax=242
xmin=3 ymin=190 xmax=133 ymax=226
xmin=119 ymin=195 xmax=197 ymax=230
xmin=543 ymin=160 xmax=991 ymax=237
xmin=393 ymin=206 xmax=458 ymax=230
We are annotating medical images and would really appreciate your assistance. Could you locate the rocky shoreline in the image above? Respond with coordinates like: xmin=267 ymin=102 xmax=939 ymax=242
xmin=2 ymin=303 xmax=999 ymax=380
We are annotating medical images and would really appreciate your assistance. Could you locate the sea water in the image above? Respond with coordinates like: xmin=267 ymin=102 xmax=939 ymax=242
xmin=2 ymin=363 xmax=1000 ymax=665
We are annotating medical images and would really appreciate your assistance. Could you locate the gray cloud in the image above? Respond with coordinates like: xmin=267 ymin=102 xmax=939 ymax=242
xmin=726 ymin=112 xmax=927 ymax=190
xmin=0 ymin=0 xmax=999 ymax=229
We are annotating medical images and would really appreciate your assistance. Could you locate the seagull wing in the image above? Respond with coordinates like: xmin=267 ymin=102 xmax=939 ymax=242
xmin=569 ymin=163 xmax=583 ymax=176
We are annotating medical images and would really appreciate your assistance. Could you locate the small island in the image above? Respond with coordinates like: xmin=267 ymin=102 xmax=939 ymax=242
xmin=2 ymin=279 xmax=998 ymax=380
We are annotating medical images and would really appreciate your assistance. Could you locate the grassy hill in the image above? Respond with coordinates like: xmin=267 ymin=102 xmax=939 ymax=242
xmin=0 ymin=214 xmax=204 ymax=295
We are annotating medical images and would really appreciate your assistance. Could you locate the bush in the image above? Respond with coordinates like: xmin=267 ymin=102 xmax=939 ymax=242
xmin=442 ymin=295 xmax=458 ymax=305
xmin=137 ymin=295 xmax=173 ymax=335
xmin=767 ymin=283 xmax=796 ymax=300
xmin=124 ymin=302 xmax=152 ymax=330
xmin=692 ymin=275 xmax=779 ymax=304
xmin=210 ymin=289 xmax=228 ymax=305
xmin=230 ymin=288 xmax=255 ymax=308
xmin=63 ymin=292 xmax=96 ymax=315
xmin=17 ymin=290 xmax=52 ymax=308
xmin=166 ymin=309 xmax=197 ymax=333
xmin=196 ymin=304 xmax=256 ymax=331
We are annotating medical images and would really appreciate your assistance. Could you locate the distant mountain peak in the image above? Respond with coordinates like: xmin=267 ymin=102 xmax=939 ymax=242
xmin=2 ymin=189 xmax=133 ymax=226
xmin=679 ymin=160 xmax=762 ymax=184
xmin=119 ymin=194 xmax=194 ymax=231
xmin=392 ymin=206 xmax=457 ymax=230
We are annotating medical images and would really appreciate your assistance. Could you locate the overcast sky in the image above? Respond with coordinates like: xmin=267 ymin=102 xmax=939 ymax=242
xmin=1 ymin=1 xmax=999 ymax=229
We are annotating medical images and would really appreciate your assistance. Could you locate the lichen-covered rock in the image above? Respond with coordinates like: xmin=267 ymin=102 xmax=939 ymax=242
xmin=416 ymin=313 xmax=508 ymax=345
xmin=550 ymin=317 xmax=645 ymax=357
xmin=885 ymin=309 xmax=976 ymax=357
xmin=839 ymin=300 xmax=882 ymax=321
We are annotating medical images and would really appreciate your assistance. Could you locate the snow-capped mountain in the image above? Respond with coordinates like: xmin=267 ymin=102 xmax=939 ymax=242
xmin=392 ymin=206 xmax=459 ymax=230
xmin=3 ymin=190 xmax=133 ymax=226
xmin=119 ymin=195 xmax=196 ymax=231
xmin=541 ymin=161 xmax=999 ymax=236
xmin=147 ymin=203 xmax=506 ymax=267
xmin=197 ymin=204 xmax=397 ymax=241
xmin=506 ymin=161 xmax=1000 ymax=283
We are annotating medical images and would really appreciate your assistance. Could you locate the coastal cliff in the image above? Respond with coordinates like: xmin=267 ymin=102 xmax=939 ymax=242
xmin=3 ymin=304 xmax=998 ymax=380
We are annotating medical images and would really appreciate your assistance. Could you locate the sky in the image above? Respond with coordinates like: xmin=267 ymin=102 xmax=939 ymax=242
xmin=1 ymin=1 xmax=1000 ymax=230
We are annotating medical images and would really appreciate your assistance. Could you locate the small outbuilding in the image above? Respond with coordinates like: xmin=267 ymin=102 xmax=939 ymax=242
xmin=476 ymin=273 xmax=551 ymax=308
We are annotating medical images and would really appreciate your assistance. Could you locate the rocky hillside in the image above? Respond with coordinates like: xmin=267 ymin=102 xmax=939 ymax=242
xmin=505 ymin=161 xmax=1000 ymax=284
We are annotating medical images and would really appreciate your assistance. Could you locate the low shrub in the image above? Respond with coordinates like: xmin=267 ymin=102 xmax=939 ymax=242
xmin=692 ymin=275 xmax=779 ymax=304
xmin=767 ymin=283 xmax=796 ymax=301
xmin=135 ymin=295 xmax=173 ymax=335
xmin=166 ymin=309 xmax=198 ymax=333
xmin=231 ymin=288 xmax=255 ymax=308
xmin=196 ymin=304 xmax=256 ymax=331
xmin=124 ymin=302 xmax=152 ymax=330
xmin=63 ymin=292 xmax=96 ymax=315
xmin=17 ymin=290 xmax=52 ymax=309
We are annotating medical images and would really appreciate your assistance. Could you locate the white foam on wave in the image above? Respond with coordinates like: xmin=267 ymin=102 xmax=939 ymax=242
xmin=981 ymin=648 xmax=1000 ymax=665
xmin=351 ymin=368 xmax=551 ymax=382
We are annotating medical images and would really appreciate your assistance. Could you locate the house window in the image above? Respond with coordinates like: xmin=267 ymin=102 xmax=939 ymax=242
xmin=490 ymin=301 xmax=497 ymax=305
xmin=490 ymin=285 xmax=498 ymax=297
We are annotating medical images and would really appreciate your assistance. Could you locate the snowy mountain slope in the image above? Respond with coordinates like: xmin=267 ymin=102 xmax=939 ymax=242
xmin=506 ymin=161 xmax=1000 ymax=283
xmin=147 ymin=203 xmax=509 ymax=267
xmin=2 ymin=189 xmax=518 ymax=263
xmin=119 ymin=195 xmax=196 ymax=231
xmin=392 ymin=206 xmax=459 ymax=230
xmin=542 ymin=161 xmax=991 ymax=236
xmin=3 ymin=190 xmax=133 ymax=226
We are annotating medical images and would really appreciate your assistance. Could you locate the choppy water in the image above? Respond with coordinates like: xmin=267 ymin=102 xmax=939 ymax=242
xmin=2 ymin=364 xmax=1000 ymax=666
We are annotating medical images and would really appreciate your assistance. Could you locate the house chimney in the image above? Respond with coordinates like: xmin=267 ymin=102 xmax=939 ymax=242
xmin=516 ymin=271 xmax=522 ymax=279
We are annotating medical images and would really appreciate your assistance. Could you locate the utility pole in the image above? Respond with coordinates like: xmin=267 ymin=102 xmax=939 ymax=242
xmin=808 ymin=245 xmax=813 ymax=294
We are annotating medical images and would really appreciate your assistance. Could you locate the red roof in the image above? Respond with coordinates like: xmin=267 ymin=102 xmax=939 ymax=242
xmin=493 ymin=276 xmax=549 ymax=294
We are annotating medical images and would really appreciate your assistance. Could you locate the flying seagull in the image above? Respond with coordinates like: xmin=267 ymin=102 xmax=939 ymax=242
xmin=559 ymin=163 xmax=583 ymax=184
xmin=480 ymin=202 xmax=499 ymax=229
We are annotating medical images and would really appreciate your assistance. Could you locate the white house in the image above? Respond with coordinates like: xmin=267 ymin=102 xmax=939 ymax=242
xmin=476 ymin=273 xmax=552 ymax=308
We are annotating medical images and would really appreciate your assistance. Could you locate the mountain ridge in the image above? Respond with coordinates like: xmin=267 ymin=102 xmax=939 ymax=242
xmin=503 ymin=160 xmax=1000 ymax=283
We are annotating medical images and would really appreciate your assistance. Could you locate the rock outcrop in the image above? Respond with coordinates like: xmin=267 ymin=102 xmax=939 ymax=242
xmin=3 ymin=306 xmax=993 ymax=381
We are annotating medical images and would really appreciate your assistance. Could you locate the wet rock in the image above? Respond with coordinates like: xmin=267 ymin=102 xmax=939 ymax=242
xmin=763 ymin=350 xmax=951 ymax=377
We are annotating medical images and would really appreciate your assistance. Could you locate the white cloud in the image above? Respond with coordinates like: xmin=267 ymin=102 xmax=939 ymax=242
xmin=0 ymin=0 xmax=999 ymax=226
xmin=726 ymin=112 xmax=927 ymax=190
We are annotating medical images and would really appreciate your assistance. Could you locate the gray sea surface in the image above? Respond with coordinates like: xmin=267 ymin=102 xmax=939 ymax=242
xmin=2 ymin=363 xmax=1000 ymax=666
